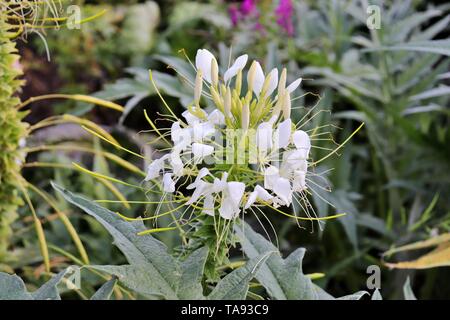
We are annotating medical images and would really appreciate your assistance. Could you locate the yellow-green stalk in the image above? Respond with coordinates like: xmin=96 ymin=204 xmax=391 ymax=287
xmin=0 ymin=12 xmax=28 ymax=260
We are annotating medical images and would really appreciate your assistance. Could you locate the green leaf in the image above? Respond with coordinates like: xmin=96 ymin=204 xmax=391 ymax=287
xmin=31 ymin=269 xmax=68 ymax=300
xmin=90 ymin=277 xmax=117 ymax=300
xmin=90 ymin=265 xmax=177 ymax=299
xmin=364 ymin=40 xmax=450 ymax=56
xmin=178 ymin=247 xmax=208 ymax=300
xmin=235 ymin=222 xmax=366 ymax=300
xmin=53 ymin=183 xmax=269 ymax=300
xmin=0 ymin=273 xmax=32 ymax=300
xmin=0 ymin=270 xmax=68 ymax=300
xmin=234 ymin=222 xmax=315 ymax=300
xmin=51 ymin=183 xmax=180 ymax=292
xmin=208 ymin=252 xmax=272 ymax=300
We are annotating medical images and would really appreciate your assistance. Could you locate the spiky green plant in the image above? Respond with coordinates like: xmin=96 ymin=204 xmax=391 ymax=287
xmin=0 ymin=11 xmax=28 ymax=260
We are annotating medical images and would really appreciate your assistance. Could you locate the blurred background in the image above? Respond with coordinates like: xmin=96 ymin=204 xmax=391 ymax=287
xmin=6 ymin=0 xmax=450 ymax=299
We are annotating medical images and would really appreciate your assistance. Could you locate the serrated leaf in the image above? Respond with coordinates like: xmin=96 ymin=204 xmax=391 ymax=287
xmin=91 ymin=277 xmax=117 ymax=300
xmin=208 ymin=252 xmax=272 ymax=300
xmin=178 ymin=247 xmax=208 ymax=300
xmin=0 ymin=270 xmax=68 ymax=300
xmin=235 ymin=222 xmax=367 ymax=300
xmin=31 ymin=269 xmax=68 ymax=300
xmin=234 ymin=222 xmax=315 ymax=300
xmin=0 ymin=273 xmax=32 ymax=300
xmin=52 ymin=183 xmax=180 ymax=292
xmin=90 ymin=265 xmax=177 ymax=299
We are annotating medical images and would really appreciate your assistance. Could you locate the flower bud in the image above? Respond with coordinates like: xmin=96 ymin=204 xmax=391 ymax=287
xmin=278 ymin=68 xmax=287 ymax=95
xmin=194 ymin=69 xmax=203 ymax=107
xmin=282 ymin=90 xmax=291 ymax=120
xmin=224 ymin=89 xmax=232 ymax=118
xmin=241 ymin=103 xmax=250 ymax=130
xmin=211 ymin=58 xmax=219 ymax=87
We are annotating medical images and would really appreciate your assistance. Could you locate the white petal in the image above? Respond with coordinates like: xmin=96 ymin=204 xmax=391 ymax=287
xmin=195 ymin=49 xmax=215 ymax=83
xmin=144 ymin=157 xmax=165 ymax=181
xmin=169 ymin=152 xmax=184 ymax=176
xmin=171 ymin=122 xmax=192 ymax=150
xmin=255 ymin=185 xmax=273 ymax=201
xmin=273 ymin=177 xmax=292 ymax=205
xmin=292 ymin=130 xmax=311 ymax=151
xmin=227 ymin=181 xmax=245 ymax=207
xmin=264 ymin=165 xmax=279 ymax=190
xmin=186 ymin=181 xmax=209 ymax=205
xmin=182 ymin=110 xmax=201 ymax=125
xmin=266 ymin=68 xmax=278 ymax=97
xmin=213 ymin=172 xmax=228 ymax=192
xmin=192 ymin=142 xmax=214 ymax=160
xmin=285 ymin=149 xmax=308 ymax=164
xmin=249 ymin=61 xmax=265 ymax=96
xmin=286 ymin=78 xmax=302 ymax=93
xmin=275 ymin=119 xmax=291 ymax=149
xmin=186 ymin=167 xmax=210 ymax=189
xmin=203 ymin=193 xmax=215 ymax=216
xmin=207 ymin=109 xmax=225 ymax=126
xmin=293 ymin=170 xmax=307 ymax=192
xmin=256 ymin=121 xmax=273 ymax=152
xmin=224 ymin=54 xmax=248 ymax=82
xmin=163 ymin=173 xmax=175 ymax=192
xmin=219 ymin=196 xmax=236 ymax=219
xmin=192 ymin=122 xmax=215 ymax=142
xmin=244 ymin=191 xmax=258 ymax=209
xmin=245 ymin=185 xmax=273 ymax=209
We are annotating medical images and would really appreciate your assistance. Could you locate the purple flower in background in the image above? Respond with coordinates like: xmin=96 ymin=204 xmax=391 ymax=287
xmin=241 ymin=0 xmax=257 ymax=16
xmin=229 ymin=5 xmax=240 ymax=26
xmin=275 ymin=0 xmax=294 ymax=36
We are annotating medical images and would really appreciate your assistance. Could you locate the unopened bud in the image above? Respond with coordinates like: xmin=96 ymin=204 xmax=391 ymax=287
xmin=211 ymin=58 xmax=219 ymax=87
xmin=247 ymin=61 xmax=257 ymax=94
xmin=282 ymin=90 xmax=291 ymax=120
xmin=224 ymin=89 xmax=232 ymax=118
xmin=278 ymin=68 xmax=287 ymax=95
xmin=194 ymin=69 xmax=203 ymax=107
xmin=236 ymin=69 xmax=242 ymax=94
xmin=241 ymin=104 xmax=250 ymax=130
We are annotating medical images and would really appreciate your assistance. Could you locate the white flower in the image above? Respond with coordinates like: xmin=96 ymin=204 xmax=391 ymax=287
xmin=192 ymin=142 xmax=214 ymax=160
xmin=195 ymin=49 xmax=216 ymax=83
xmin=256 ymin=121 xmax=273 ymax=153
xmin=187 ymin=167 xmax=210 ymax=189
xmin=275 ymin=118 xmax=292 ymax=149
xmin=219 ymin=181 xmax=245 ymax=219
xmin=265 ymin=68 xmax=279 ymax=98
xmin=245 ymin=185 xmax=273 ymax=209
xmin=273 ymin=177 xmax=292 ymax=206
xmin=145 ymin=156 xmax=167 ymax=181
xmin=163 ymin=173 xmax=176 ymax=192
xmin=292 ymin=130 xmax=311 ymax=153
xmin=248 ymin=61 xmax=265 ymax=97
xmin=286 ymin=78 xmax=302 ymax=93
xmin=207 ymin=109 xmax=225 ymax=126
xmin=224 ymin=54 xmax=248 ymax=82
xmin=144 ymin=49 xmax=317 ymax=222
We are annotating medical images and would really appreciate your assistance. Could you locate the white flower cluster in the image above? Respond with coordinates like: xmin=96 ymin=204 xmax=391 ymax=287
xmin=145 ymin=49 xmax=311 ymax=220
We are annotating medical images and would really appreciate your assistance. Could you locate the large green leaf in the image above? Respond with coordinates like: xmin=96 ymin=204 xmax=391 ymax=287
xmin=235 ymin=222 xmax=367 ymax=300
xmin=0 ymin=270 xmax=68 ymax=300
xmin=53 ymin=183 xmax=271 ymax=300
xmin=91 ymin=277 xmax=117 ymax=300
xmin=208 ymin=253 xmax=272 ymax=300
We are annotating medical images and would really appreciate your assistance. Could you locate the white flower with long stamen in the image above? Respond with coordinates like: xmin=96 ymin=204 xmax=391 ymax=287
xmin=143 ymin=48 xmax=356 ymax=230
